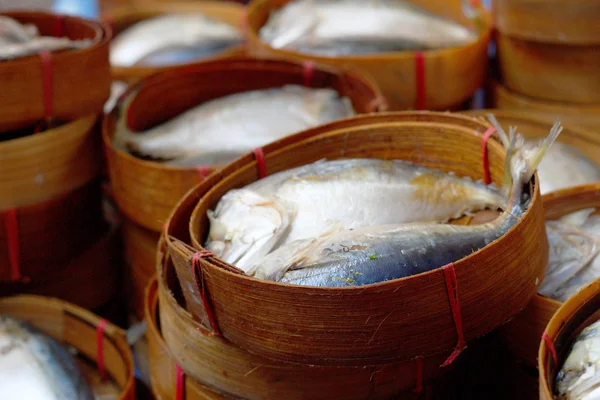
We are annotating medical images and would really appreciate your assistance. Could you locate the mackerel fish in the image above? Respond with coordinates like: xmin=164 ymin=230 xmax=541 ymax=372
xmin=0 ymin=315 xmax=94 ymax=400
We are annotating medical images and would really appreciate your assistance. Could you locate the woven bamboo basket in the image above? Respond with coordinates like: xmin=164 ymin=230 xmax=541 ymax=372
xmin=496 ymin=32 xmax=600 ymax=104
xmin=0 ymin=294 xmax=135 ymax=400
xmin=491 ymin=81 xmax=600 ymax=133
xmin=156 ymin=240 xmax=447 ymax=400
xmin=0 ymin=114 xmax=102 ymax=209
xmin=0 ymin=179 xmax=107 ymax=284
xmin=245 ymin=0 xmax=491 ymax=111
xmin=122 ymin=218 xmax=159 ymax=319
xmin=164 ymin=111 xmax=547 ymax=366
xmin=104 ymin=2 xmax=246 ymax=82
xmin=0 ymin=11 xmax=111 ymax=133
xmin=494 ymin=0 xmax=600 ymax=45
xmin=103 ymin=57 xmax=386 ymax=232
xmin=539 ymin=279 xmax=600 ymax=399
xmin=0 ymin=218 xmax=121 ymax=311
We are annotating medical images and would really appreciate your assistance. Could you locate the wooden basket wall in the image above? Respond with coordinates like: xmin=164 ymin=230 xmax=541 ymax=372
xmin=245 ymin=0 xmax=491 ymax=111
xmin=104 ymin=2 xmax=246 ymax=82
xmin=164 ymin=111 xmax=547 ymax=366
xmin=103 ymin=57 xmax=386 ymax=232
xmin=0 ymin=294 xmax=135 ymax=400
xmin=0 ymin=11 xmax=111 ymax=132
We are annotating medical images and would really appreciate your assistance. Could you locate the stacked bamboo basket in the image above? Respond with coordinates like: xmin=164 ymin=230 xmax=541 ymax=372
xmin=157 ymin=111 xmax=547 ymax=398
xmin=0 ymin=11 xmax=120 ymax=312
xmin=103 ymin=57 xmax=386 ymax=320
xmin=493 ymin=0 xmax=600 ymax=131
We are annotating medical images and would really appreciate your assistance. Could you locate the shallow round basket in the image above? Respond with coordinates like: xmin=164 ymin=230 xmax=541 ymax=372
xmin=0 ymin=294 xmax=135 ymax=400
xmin=104 ymin=2 xmax=246 ymax=82
xmin=491 ymin=81 xmax=600 ymax=133
xmin=0 ymin=179 xmax=108 ymax=286
xmin=156 ymin=239 xmax=447 ymax=399
xmin=0 ymin=11 xmax=111 ymax=133
xmin=0 ymin=114 xmax=101 ymax=209
xmin=246 ymin=0 xmax=491 ymax=111
xmin=103 ymin=57 xmax=386 ymax=232
xmin=494 ymin=0 xmax=600 ymax=44
xmin=123 ymin=218 xmax=159 ymax=319
xmin=496 ymin=32 xmax=600 ymax=104
xmin=164 ymin=111 xmax=547 ymax=366
xmin=539 ymin=278 xmax=600 ymax=399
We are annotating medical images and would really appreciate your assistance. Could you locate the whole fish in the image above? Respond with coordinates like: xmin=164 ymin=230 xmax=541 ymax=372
xmin=259 ymin=0 xmax=477 ymax=56
xmin=113 ymin=85 xmax=355 ymax=165
xmin=0 ymin=315 xmax=94 ymax=400
xmin=536 ymin=142 xmax=600 ymax=195
xmin=556 ymin=319 xmax=600 ymax=400
xmin=0 ymin=16 xmax=92 ymax=60
xmin=206 ymin=158 xmax=506 ymax=272
xmin=110 ymin=13 xmax=242 ymax=67
xmin=246 ymin=121 xmax=562 ymax=286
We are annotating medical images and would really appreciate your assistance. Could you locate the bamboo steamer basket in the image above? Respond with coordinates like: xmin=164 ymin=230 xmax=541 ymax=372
xmin=539 ymin=279 xmax=600 ymax=399
xmin=103 ymin=57 xmax=387 ymax=232
xmin=494 ymin=0 xmax=600 ymax=44
xmin=0 ymin=11 xmax=111 ymax=133
xmin=496 ymin=32 xmax=600 ymax=104
xmin=104 ymin=2 xmax=246 ymax=82
xmin=123 ymin=218 xmax=159 ymax=319
xmin=0 ymin=294 xmax=135 ymax=400
xmin=0 ymin=114 xmax=102 ymax=209
xmin=0 ymin=179 xmax=107 ymax=284
xmin=164 ymin=111 xmax=548 ymax=366
xmin=491 ymin=81 xmax=600 ymax=133
xmin=156 ymin=240 xmax=447 ymax=400
xmin=245 ymin=0 xmax=492 ymax=111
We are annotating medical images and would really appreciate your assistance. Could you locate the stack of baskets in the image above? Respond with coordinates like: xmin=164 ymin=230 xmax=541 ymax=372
xmin=102 ymin=57 xmax=386 ymax=320
xmin=0 ymin=11 xmax=119 ymax=312
xmin=493 ymin=0 xmax=600 ymax=131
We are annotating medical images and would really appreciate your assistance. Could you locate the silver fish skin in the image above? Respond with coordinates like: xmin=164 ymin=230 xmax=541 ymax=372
xmin=113 ymin=85 xmax=355 ymax=165
xmin=259 ymin=0 xmax=477 ymax=56
xmin=109 ymin=13 xmax=242 ymax=67
xmin=556 ymin=319 xmax=600 ymax=400
xmin=0 ymin=315 xmax=94 ymax=400
xmin=248 ymin=121 xmax=563 ymax=286
xmin=535 ymin=141 xmax=600 ymax=195
xmin=206 ymin=158 xmax=505 ymax=272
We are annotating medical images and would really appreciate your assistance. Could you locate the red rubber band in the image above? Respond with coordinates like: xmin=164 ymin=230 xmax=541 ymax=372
xmin=253 ymin=147 xmax=266 ymax=179
xmin=54 ymin=15 xmax=65 ymax=37
xmin=3 ymin=209 xmax=22 ymax=282
xmin=481 ymin=127 xmax=497 ymax=185
xmin=176 ymin=364 xmax=185 ymax=400
xmin=303 ymin=61 xmax=316 ymax=87
xmin=39 ymin=51 xmax=54 ymax=119
xmin=415 ymin=51 xmax=426 ymax=110
xmin=441 ymin=263 xmax=466 ymax=367
xmin=367 ymin=96 xmax=386 ymax=113
xmin=196 ymin=166 xmax=212 ymax=181
xmin=413 ymin=356 xmax=424 ymax=393
xmin=96 ymin=319 xmax=109 ymax=381
xmin=192 ymin=251 xmax=221 ymax=335
xmin=542 ymin=332 xmax=558 ymax=369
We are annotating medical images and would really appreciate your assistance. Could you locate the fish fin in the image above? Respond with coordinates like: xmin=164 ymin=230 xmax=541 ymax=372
xmin=521 ymin=120 xmax=563 ymax=182
xmin=486 ymin=114 xmax=511 ymax=149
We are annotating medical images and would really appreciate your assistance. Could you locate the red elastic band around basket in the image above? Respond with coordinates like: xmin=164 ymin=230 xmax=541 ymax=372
xmin=542 ymin=332 xmax=558 ymax=369
xmin=441 ymin=263 xmax=466 ymax=367
xmin=481 ymin=127 xmax=497 ymax=185
xmin=415 ymin=51 xmax=426 ymax=110
xmin=192 ymin=251 xmax=222 ymax=335
xmin=253 ymin=147 xmax=266 ymax=179
xmin=39 ymin=51 xmax=54 ymax=119
xmin=3 ymin=209 xmax=22 ymax=282
xmin=54 ymin=15 xmax=65 ymax=37
xmin=176 ymin=364 xmax=185 ymax=400
xmin=96 ymin=319 xmax=109 ymax=381
xmin=413 ymin=356 xmax=424 ymax=393
xmin=303 ymin=61 xmax=316 ymax=87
